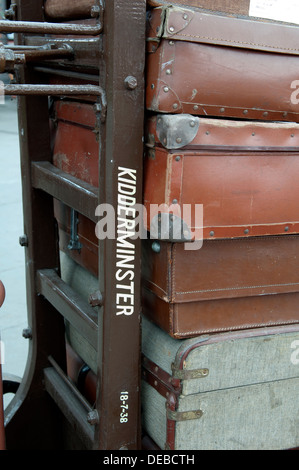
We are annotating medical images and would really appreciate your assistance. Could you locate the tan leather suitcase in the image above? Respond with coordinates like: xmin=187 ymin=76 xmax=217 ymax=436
xmin=51 ymin=100 xmax=99 ymax=274
xmin=142 ymin=236 xmax=299 ymax=338
xmin=146 ymin=5 xmax=299 ymax=121
xmin=144 ymin=115 xmax=299 ymax=241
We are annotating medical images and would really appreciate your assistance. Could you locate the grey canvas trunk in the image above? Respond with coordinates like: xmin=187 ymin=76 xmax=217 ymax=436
xmin=60 ymin=253 xmax=299 ymax=451
xmin=141 ymin=317 xmax=299 ymax=450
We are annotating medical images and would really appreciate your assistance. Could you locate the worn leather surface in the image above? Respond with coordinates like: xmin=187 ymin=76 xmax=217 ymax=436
xmin=146 ymin=7 xmax=299 ymax=120
xmin=144 ymin=117 xmax=299 ymax=239
xmin=51 ymin=101 xmax=99 ymax=274
xmin=142 ymin=237 xmax=299 ymax=337
xmin=52 ymin=100 xmax=99 ymax=187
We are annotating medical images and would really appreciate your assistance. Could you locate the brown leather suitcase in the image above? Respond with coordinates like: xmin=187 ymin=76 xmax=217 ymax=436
xmin=52 ymin=100 xmax=99 ymax=187
xmin=142 ymin=236 xmax=299 ymax=338
xmin=146 ymin=5 xmax=299 ymax=121
xmin=144 ymin=115 xmax=299 ymax=241
xmin=51 ymin=100 xmax=99 ymax=274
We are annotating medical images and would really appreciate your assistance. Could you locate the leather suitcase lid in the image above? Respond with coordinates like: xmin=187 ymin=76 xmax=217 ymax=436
xmin=147 ymin=6 xmax=299 ymax=54
xmin=144 ymin=119 xmax=299 ymax=239
xmin=146 ymin=7 xmax=299 ymax=121
xmin=142 ymin=236 xmax=299 ymax=303
xmin=147 ymin=115 xmax=299 ymax=150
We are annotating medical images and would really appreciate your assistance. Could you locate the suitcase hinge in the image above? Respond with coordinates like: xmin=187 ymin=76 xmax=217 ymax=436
xmin=166 ymin=404 xmax=203 ymax=422
xmin=171 ymin=363 xmax=209 ymax=380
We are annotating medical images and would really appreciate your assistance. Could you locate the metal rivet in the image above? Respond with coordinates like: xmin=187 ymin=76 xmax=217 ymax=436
xmin=173 ymin=103 xmax=178 ymax=109
xmin=164 ymin=86 xmax=169 ymax=93
xmin=190 ymin=121 xmax=195 ymax=128
xmin=175 ymin=156 xmax=181 ymax=161
xmin=252 ymin=132 xmax=255 ymax=136
xmin=193 ymin=105 xmax=199 ymax=110
xmin=169 ymin=40 xmax=174 ymax=46
xmin=283 ymin=112 xmax=288 ymax=117
xmin=220 ymin=108 xmax=225 ymax=113
xmin=154 ymin=380 xmax=158 ymax=386
xmin=285 ymin=226 xmax=289 ymax=232
xmin=124 ymin=75 xmax=137 ymax=90
xmin=210 ymin=231 xmax=215 ymax=237
xmin=244 ymin=229 xmax=249 ymax=234
xmin=172 ymin=199 xmax=178 ymax=204
xmin=176 ymin=137 xmax=182 ymax=144
xmin=183 ymin=14 xmax=188 ymax=20
xmin=93 ymin=103 xmax=101 ymax=114
xmin=87 ymin=410 xmax=99 ymax=426
xmin=166 ymin=69 xmax=172 ymax=75
xmin=206 ymin=131 xmax=210 ymax=135
xmin=151 ymin=83 xmax=155 ymax=89
xmin=19 ymin=235 xmax=28 ymax=247
xmin=243 ymin=110 xmax=248 ymax=115
xmin=291 ymin=134 xmax=295 ymax=138
xmin=90 ymin=5 xmax=100 ymax=17
xmin=263 ymin=112 xmax=268 ymax=117
xmin=22 ymin=328 xmax=32 ymax=340
xmin=169 ymin=26 xmax=175 ymax=32
xmin=152 ymin=241 xmax=161 ymax=253
xmin=88 ymin=290 xmax=103 ymax=307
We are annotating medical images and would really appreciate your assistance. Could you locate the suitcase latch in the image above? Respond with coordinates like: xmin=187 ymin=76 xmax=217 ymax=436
xmin=171 ymin=363 xmax=209 ymax=380
xmin=166 ymin=405 xmax=203 ymax=422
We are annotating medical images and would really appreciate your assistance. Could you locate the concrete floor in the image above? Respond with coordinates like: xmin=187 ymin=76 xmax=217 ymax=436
xmin=0 ymin=91 xmax=28 ymax=396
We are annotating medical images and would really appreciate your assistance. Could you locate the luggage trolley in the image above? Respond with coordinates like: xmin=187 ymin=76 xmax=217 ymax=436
xmin=0 ymin=0 xmax=146 ymax=450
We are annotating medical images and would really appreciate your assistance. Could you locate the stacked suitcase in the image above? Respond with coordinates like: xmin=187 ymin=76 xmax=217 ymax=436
xmin=51 ymin=0 xmax=299 ymax=450
xmin=140 ymin=0 xmax=299 ymax=450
